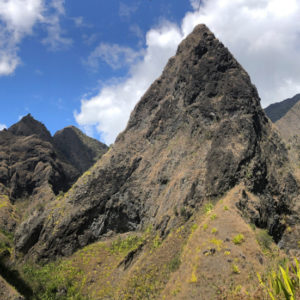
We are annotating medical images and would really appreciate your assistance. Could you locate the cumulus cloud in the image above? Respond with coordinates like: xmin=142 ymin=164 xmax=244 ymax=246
xmin=0 ymin=123 xmax=7 ymax=130
xmin=181 ymin=0 xmax=300 ymax=105
xmin=0 ymin=0 xmax=71 ymax=75
xmin=0 ymin=0 xmax=43 ymax=75
xmin=76 ymin=0 xmax=300 ymax=144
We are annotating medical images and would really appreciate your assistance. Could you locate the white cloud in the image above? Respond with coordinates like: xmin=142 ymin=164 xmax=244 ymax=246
xmin=0 ymin=123 xmax=7 ymax=130
xmin=0 ymin=0 xmax=44 ymax=75
xmin=76 ymin=22 xmax=182 ymax=144
xmin=85 ymin=43 xmax=144 ymax=71
xmin=0 ymin=0 xmax=71 ymax=75
xmin=76 ymin=0 xmax=300 ymax=144
xmin=42 ymin=0 xmax=72 ymax=51
xmin=180 ymin=0 xmax=300 ymax=106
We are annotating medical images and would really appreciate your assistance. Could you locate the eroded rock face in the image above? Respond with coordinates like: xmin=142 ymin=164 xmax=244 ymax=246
xmin=15 ymin=25 xmax=299 ymax=261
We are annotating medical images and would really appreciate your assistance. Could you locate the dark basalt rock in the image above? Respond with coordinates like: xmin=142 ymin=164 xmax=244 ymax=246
xmin=15 ymin=24 xmax=299 ymax=261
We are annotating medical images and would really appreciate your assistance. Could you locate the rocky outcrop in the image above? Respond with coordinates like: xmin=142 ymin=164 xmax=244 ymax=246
xmin=15 ymin=25 xmax=299 ymax=261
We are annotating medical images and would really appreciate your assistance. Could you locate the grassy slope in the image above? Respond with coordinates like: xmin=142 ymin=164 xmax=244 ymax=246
xmin=11 ymin=185 xmax=292 ymax=300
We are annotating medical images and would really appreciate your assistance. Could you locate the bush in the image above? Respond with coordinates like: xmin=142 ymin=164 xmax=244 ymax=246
xmin=233 ymin=234 xmax=245 ymax=245
xmin=204 ymin=202 xmax=214 ymax=214
xmin=232 ymin=264 xmax=240 ymax=274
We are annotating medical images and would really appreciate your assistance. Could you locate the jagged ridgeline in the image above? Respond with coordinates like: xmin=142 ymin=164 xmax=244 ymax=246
xmin=15 ymin=24 xmax=300 ymax=264
xmin=0 ymin=114 xmax=107 ymax=233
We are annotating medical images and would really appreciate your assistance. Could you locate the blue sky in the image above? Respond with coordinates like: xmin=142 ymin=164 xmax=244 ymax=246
xmin=0 ymin=1 xmax=191 ymax=138
xmin=1 ymin=0 xmax=300 ymax=144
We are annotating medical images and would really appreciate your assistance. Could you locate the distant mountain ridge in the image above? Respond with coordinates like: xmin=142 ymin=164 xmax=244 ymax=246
xmin=0 ymin=114 xmax=107 ymax=232
xmin=264 ymin=93 xmax=300 ymax=123
xmin=54 ymin=125 xmax=107 ymax=174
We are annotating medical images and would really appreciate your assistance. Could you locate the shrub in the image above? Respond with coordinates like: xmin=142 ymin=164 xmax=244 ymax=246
xmin=204 ymin=202 xmax=214 ymax=214
xmin=210 ymin=214 xmax=217 ymax=221
xmin=232 ymin=264 xmax=240 ymax=274
xmin=233 ymin=234 xmax=245 ymax=245
xmin=190 ymin=269 xmax=198 ymax=283
xmin=211 ymin=227 xmax=218 ymax=234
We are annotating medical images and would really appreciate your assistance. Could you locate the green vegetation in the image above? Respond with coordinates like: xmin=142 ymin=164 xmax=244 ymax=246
xmin=211 ymin=227 xmax=218 ymax=234
xmin=168 ymin=255 xmax=181 ymax=272
xmin=210 ymin=238 xmax=223 ymax=251
xmin=204 ymin=202 xmax=214 ymax=214
xmin=256 ymin=230 xmax=273 ymax=251
xmin=232 ymin=264 xmax=240 ymax=274
xmin=110 ymin=235 xmax=144 ymax=254
xmin=233 ymin=233 xmax=245 ymax=245
xmin=223 ymin=205 xmax=229 ymax=211
xmin=190 ymin=268 xmax=198 ymax=283
xmin=210 ymin=213 xmax=217 ymax=220
xmin=22 ymin=261 xmax=87 ymax=300
xmin=258 ymin=258 xmax=300 ymax=300
xmin=151 ymin=234 xmax=162 ymax=250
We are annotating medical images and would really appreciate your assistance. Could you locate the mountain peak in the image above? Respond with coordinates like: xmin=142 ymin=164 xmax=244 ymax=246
xmin=16 ymin=25 xmax=298 ymax=265
xmin=265 ymin=93 xmax=300 ymax=122
xmin=8 ymin=114 xmax=52 ymax=141
xmin=53 ymin=125 xmax=108 ymax=173
xmin=125 ymin=23 xmax=260 ymax=141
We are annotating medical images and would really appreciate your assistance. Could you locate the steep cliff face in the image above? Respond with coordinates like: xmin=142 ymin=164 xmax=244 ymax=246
xmin=15 ymin=25 xmax=299 ymax=261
